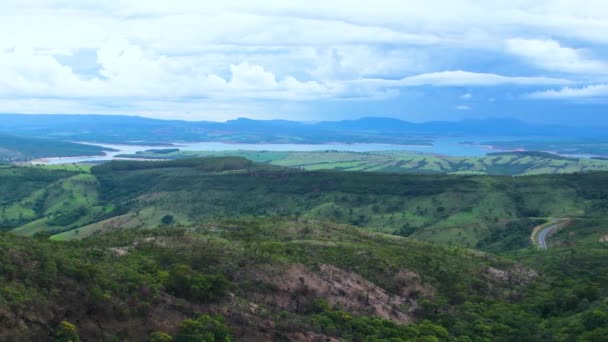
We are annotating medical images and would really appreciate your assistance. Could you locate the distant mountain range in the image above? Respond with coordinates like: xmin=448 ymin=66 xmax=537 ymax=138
xmin=1 ymin=113 xmax=605 ymax=145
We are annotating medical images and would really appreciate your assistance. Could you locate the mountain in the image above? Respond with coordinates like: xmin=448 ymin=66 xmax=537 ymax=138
xmin=0 ymin=134 xmax=109 ymax=163
xmin=1 ymin=114 xmax=606 ymax=146
xmin=1 ymin=160 xmax=608 ymax=340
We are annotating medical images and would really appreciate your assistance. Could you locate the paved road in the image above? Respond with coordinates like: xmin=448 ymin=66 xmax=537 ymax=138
xmin=535 ymin=219 xmax=569 ymax=250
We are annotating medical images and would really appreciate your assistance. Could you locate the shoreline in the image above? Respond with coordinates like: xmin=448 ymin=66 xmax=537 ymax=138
xmin=27 ymin=139 xmax=608 ymax=166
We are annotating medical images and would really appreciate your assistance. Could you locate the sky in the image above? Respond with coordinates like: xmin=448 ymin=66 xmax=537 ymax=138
xmin=1 ymin=1 xmax=608 ymax=124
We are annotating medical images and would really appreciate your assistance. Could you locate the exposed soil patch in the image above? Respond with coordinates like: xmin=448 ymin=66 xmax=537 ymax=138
xmin=248 ymin=263 xmax=427 ymax=324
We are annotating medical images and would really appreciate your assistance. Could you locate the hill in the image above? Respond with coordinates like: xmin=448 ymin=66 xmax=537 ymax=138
xmin=1 ymin=159 xmax=608 ymax=340
xmin=2 ymin=158 xmax=608 ymax=249
xmin=0 ymin=134 xmax=109 ymax=163
xmin=120 ymin=149 xmax=608 ymax=176
xmin=2 ymin=217 xmax=608 ymax=340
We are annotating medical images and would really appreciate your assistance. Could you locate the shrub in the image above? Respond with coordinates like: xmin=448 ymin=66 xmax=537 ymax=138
xmin=54 ymin=321 xmax=79 ymax=342
xmin=167 ymin=265 xmax=230 ymax=302
xmin=175 ymin=315 xmax=232 ymax=342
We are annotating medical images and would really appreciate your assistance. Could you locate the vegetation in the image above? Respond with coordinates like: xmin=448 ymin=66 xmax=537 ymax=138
xmin=3 ymin=94 xmax=608 ymax=342
xmin=482 ymin=140 xmax=608 ymax=156
xmin=2 ymin=157 xmax=608 ymax=248
xmin=0 ymin=134 xmax=109 ymax=163
xmin=119 ymin=149 xmax=608 ymax=175
xmin=1 ymin=157 xmax=608 ymax=340
xmin=1 ymin=217 xmax=607 ymax=340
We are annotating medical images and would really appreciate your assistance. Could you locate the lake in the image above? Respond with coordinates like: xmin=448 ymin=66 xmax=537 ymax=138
xmin=33 ymin=138 xmax=513 ymax=165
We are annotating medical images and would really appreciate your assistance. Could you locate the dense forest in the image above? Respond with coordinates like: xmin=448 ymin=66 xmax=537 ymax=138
xmin=1 ymin=158 xmax=608 ymax=340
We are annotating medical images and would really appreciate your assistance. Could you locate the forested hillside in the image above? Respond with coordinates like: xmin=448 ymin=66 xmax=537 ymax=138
xmin=2 ymin=158 xmax=608 ymax=248
xmin=2 ymin=218 xmax=608 ymax=340
xmin=0 ymin=134 xmax=108 ymax=163
xmin=1 ymin=158 xmax=608 ymax=340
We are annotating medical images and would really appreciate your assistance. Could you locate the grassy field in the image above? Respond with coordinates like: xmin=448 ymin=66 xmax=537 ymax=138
xmin=0 ymin=165 xmax=113 ymax=235
xmin=119 ymin=149 xmax=608 ymax=175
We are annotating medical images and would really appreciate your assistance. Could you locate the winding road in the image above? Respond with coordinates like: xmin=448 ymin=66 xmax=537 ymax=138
xmin=532 ymin=218 xmax=570 ymax=250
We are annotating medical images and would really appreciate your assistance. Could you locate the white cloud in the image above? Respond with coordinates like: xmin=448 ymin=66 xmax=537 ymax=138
xmin=400 ymin=70 xmax=571 ymax=86
xmin=456 ymin=105 xmax=471 ymax=110
xmin=460 ymin=93 xmax=472 ymax=99
xmin=0 ymin=43 xmax=338 ymax=101
xmin=529 ymin=84 xmax=608 ymax=99
xmin=356 ymin=70 xmax=571 ymax=88
xmin=1 ymin=1 xmax=608 ymax=117
xmin=311 ymin=46 xmax=430 ymax=80
xmin=506 ymin=38 xmax=608 ymax=75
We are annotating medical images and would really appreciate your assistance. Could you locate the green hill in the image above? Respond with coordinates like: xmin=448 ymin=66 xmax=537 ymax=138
xmin=119 ymin=149 xmax=608 ymax=176
xmin=0 ymin=134 xmax=108 ymax=163
xmin=2 ymin=217 xmax=608 ymax=340
xmin=2 ymin=158 xmax=608 ymax=340
xmin=2 ymin=158 xmax=607 ymax=250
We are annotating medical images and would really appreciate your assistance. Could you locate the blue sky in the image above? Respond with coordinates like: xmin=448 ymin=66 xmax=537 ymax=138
xmin=1 ymin=1 xmax=608 ymax=124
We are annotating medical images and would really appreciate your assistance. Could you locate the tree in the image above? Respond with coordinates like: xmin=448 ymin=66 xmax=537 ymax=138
xmin=175 ymin=315 xmax=232 ymax=342
xmin=149 ymin=332 xmax=173 ymax=341
xmin=161 ymin=215 xmax=175 ymax=225
xmin=166 ymin=265 xmax=230 ymax=302
xmin=54 ymin=321 xmax=79 ymax=342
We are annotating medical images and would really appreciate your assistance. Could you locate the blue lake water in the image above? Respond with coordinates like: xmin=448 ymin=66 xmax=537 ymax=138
xmin=33 ymin=137 xmax=516 ymax=165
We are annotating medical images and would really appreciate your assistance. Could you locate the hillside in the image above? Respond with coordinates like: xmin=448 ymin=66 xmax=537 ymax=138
xmin=1 ymin=159 xmax=608 ymax=340
xmin=0 ymin=134 xmax=109 ymax=163
xmin=2 ymin=219 xmax=500 ymax=340
xmin=2 ymin=217 xmax=608 ymax=340
xmin=2 ymin=158 xmax=607 ymax=249
xmin=120 ymin=149 xmax=608 ymax=175
xmin=482 ymin=140 xmax=608 ymax=156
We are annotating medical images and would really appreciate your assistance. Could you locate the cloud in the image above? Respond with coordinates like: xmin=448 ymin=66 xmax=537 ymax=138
xmin=456 ymin=105 xmax=471 ymax=110
xmin=356 ymin=70 xmax=571 ymax=88
xmin=399 ymin=70 xmax=571 ymax=86
xmin=460 ymin=93 xmax=472 ymax=99
xmin=529 ymin=84 xmax=608 ymax=99
xmin=0 ymin=1 xmax=607 ymax=119
xmin=0 ymin=40 xmax=571 ymax=103
xmin=506 ymin=38 xmax=608 ymax=75
xmin=0 ymin=40 xmax=339 ymax=100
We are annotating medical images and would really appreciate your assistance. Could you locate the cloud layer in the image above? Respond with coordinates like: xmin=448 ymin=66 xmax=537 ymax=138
xmin=1 ymin=1 xmax=608 ymax=120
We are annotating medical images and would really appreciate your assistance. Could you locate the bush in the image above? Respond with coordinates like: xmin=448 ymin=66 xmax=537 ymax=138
xmin=175 ymin=315 xmax=232 ymax=342
xmin=167 ymin=265 xmax=230 ymax=302
xmin=149 ymin=331 xmax=173 ymax=341
xmin=161 ymin=215 xmax=175 ymax=225
xmin=54 ymin=321 xmax=79 ymax=342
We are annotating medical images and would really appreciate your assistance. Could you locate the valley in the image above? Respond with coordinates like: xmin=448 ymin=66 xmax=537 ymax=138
xmin=3 ymin=2 xmax=608 ymax=340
